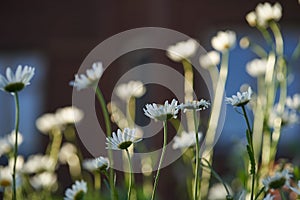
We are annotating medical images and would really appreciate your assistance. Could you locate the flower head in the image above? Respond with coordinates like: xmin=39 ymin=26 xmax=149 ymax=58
xmin=177 ymin=99 xmax=210 ymax=113
xmin=289 ymin=180 xmax=300 ymax=195
xmin=55 ymin=106 xmax=84 ymax=124
xmin=172 ymin=131 xmax=203 ymax=150
xmin=36 ymin=113 xmax=62 ymax=134
xmin=64 ymin=180 xmax=87 ymax=200
xmin=268 ymin=105 xmax=299 ymax=127
xmin=166 ymin=39 xmax=198 ymax=62
xmin=59 ymin=143 xmax=78 ymax=164
xmin=106 ymin=128 xmax=142 ymax=150
xmin=262 ymin=169 xmax=292 ymax=191
xmin=225 ymin=87 xmax=252 ymax=107
xmin=70 ymin=62 xmax=103 ymax=91
xmin=263 ymin=194 xmax=274 ymax=200
xmin=115 ymin=80 xmax=146 ymax=101
xmin=0 ymin=166 xmax=13 ymax=188
xmin=22 ymin=154 xmax=55 ymax=174
xmin=246 ymin=58 xmax=268 ymax=77
xmin=0 ymin=65 xmax=35 ymax=93
xmin=211 ymin=30 xmax=236 ymax=52
xmin=199 ymin=51 xmax=220 ymax=69
xmin=29 ymin=172 xmax=57 ymax=190
xmin=0 ymin=130 xmax=23 ymax=156
xmin=255 ymin=2 xmax=282 ymax=27
xmin=246 ymin=2 xmax=282 ymax=27
xmin=144 ymin=99 xmax=179 ymax=121
xmin=83 ymin=156 xmax=109 ymax=172
xmin=286 ymin=94 xmax=300 ymax=111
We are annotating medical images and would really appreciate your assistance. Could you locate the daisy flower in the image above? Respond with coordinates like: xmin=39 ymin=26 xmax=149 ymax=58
xmin=143 ymin=99 xmax=179 ymax=121
xmin=55 ymin=106 xmax=84 ymax=125
xmin=225 ymin=87 xmax=252 ymax=107
xmin=246 ymin=58 xmax=268 ymax=77
xmin=262 ymin=169 xmax=292 ymax=191
xmin=263 ymin=194 xmax=274 ymax=200
xmin=36 ymin=113 xmax=62 ymax=134
xmin=166 ymin=39 xmax=198 ymax=62
xmin=83 ymin=156 xmax=109 ymax=172
xmin=246 ymin=11 xmax=257 ymax=27
xmin=70 ymin=62 xmax=103 ymax=91
xmin=255 ymin=2 xmax=282 ymax=27
xmin=290 ymin=180 xmax=300 ymax=195
xmin=22 ymin=154 xmax=55 ymax=174
xmin=268 ymin=105 xmax=299 ymax=127
xmin=199 ymin=51 xmax=220 ymax=69
xmin=29 ymin=172 xmax=57 ymax=190
xmin=172 ymin=131 xmax=203 ymax=150
xmin=59 ymin=143 xmax=77 ymax=164
xmin=0 ymin=166 xmax=13 ymax=188
xmin=64 ymin=180 xmax=87 ymax=200
xmin=177 ymin=99 xmax=210 ymax=113
xmin=286 ymin=94 xmax=300 ymax=111
xmin=115 ymin=80 xmax=146 ymax=101
xmin=211 ymin=30 xmax=236 ymax=52
xmin=0 ymin=65 xmax=35 ymax=93
xmin=106 ymin=128 xmax=142 ymax=150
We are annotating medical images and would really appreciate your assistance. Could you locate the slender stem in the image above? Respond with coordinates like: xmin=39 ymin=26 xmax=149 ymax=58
xmin=241 ymin=106 xmax=252 ymax=136
xmin=95 ymin=87 xmax=116 ymax=200
xmin=94 ymin=172 xmax=101 ymax=190
xmin=12 ymin=92 xmax=20 ymax=200
xmin=151 ymin=121 xmax=168 ymax=200
xmin=95 ymin=87 xmax=112 ymax=135
xmin=279 ymin=189 xmax=286 ymax=200
xmin=193 ymin=110 xmax=200 ymax=200
xmin=241 ymin=106 xmax=255 ymax=200
xmin=125 ymin=149 xmax=133 ymax=200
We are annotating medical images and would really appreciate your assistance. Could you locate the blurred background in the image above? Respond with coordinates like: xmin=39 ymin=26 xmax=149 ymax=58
xmin=0 ymin=0 xmax=299 ymax=199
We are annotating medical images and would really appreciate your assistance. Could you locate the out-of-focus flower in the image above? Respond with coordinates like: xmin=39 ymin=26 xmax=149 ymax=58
xmin=0 ymin=166 xmax=13 ymax=188
xmin=0 ymin=131 xmax=23 ymax=156
xmin=36 ymin=113 xmax=62 ymax=133
xmin=144 ymin=99 xmax=179 ymax=121
xmin=22 ymin=154 xmax=55 ymax=174
xmin=225 ymin=87 xmax=252 ymax=107
xmin=262 ymin=169 xmax=292 ymax=191
xmin=199 ymin=51 xmax=220 ymax=69
xmin=256 ymin=2 xmax=282 ymax=27
xmin=177 ymin=99 xmax=210 ymax=113
xmin=115 ymin=80 xmax=146 ymax=101
xmin=83 ymin=156 xmax=109 ymax=172
xmin=263 ymin=194 xmax=274 ymax=200
xmin=290 ymin=180 xmax=300 ymax=194
xmin=172 ymin=131 xmax=202 ymax=150
xmin=268 ymin=105 xmax=299 ymax=127
xmin=8 ymin=156 xmax=24 ymax=172
xmin=211 ymin=30 xmax=236 ymax=52
xmin=36 ymin=106 xmax=84 ymax=134
xmin=55 ymin=106 xmax=84 ymax=124
xmin=166 ymin=39 xmax=198 ymax=62
xmin=70 ymin=62 xmax=103 ymax=91
xmin=64 ymin=180 xmax=87 ymax=200
xmin=207 ymin=183 xmax=233 ymax=200
xmin=59 ymin=143 xmax=77 ymax=164
xmin=246 ymin=11 xmax=257 ymax=27
xmin=106 ymin=128 xmax=142 ymax=150
xmin=286 ymin=94 xmax=300 ymax=111
xmin=246 ymin=58 xmax=268 ymax=77
xmin=239 ymin=37 xmax=250 ymax=49
xmin=29 ymin=172 xmax=57 ymax=190
xmin=246 ymin=2 xmax=282 ymax=27
xmin=0 ymin=65 xmax=35 ymax=93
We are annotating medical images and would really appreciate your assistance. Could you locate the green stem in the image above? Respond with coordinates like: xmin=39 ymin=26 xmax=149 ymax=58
xmin=279 ymin=189 xmax=286 ymax=200
xmin=95 ymin=87 xmax=116 ymax=200
xmin=193 ymin=110 xmax=200 ymax=200
xmin=94 ymin=172 xmax=101 ymax=190
xmin=241 ymin=105 xmax=255 ymax=200
xmin=12 ymin=92 xmax=20 ymax=200
xmin=151 ymin=121 xmax=168 ymax=200
xmin=126 ymin=149 xmax=133 ymax=200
